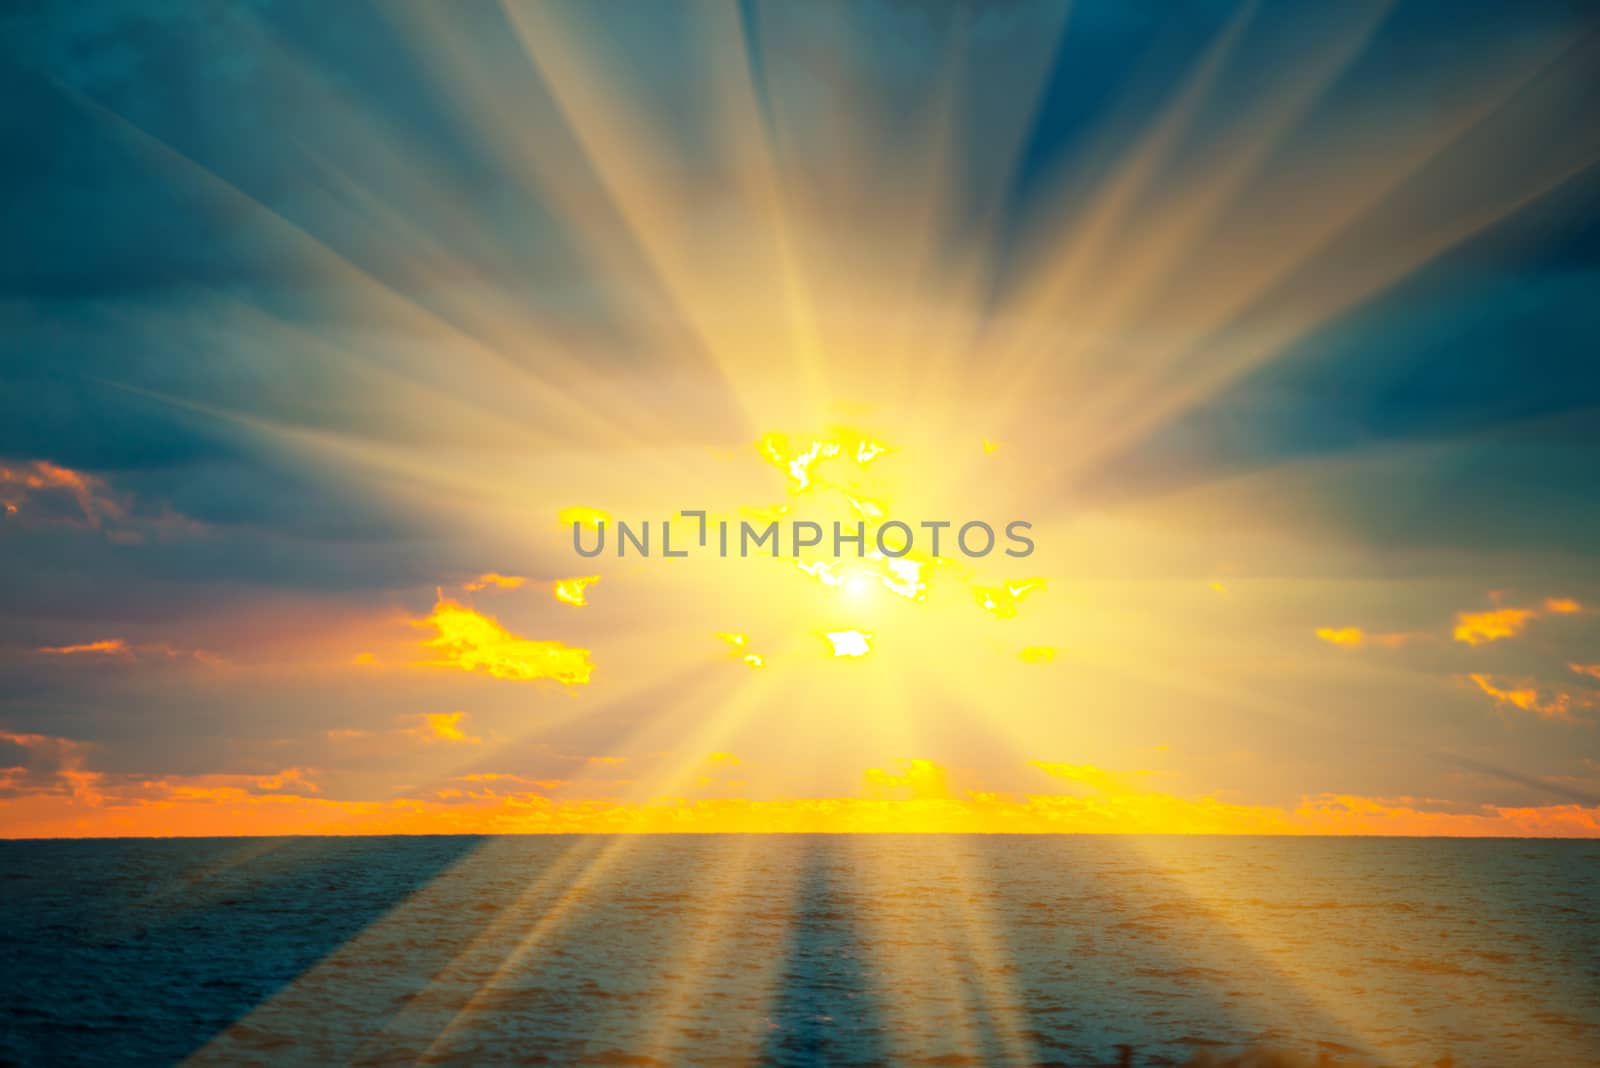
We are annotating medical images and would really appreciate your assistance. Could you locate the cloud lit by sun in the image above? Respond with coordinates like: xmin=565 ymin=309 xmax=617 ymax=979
xmin=419 ymin=594 xmax=592 ymax=686
xmin=554 ymin=576 xmax=599 ymax=607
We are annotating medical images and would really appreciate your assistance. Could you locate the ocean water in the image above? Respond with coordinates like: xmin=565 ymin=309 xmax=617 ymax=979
xmin=1 ymin=835 xmax=1597 ymax=1067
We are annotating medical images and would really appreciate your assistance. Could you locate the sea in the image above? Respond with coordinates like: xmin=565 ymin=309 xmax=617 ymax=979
xmin=1 ymin=835 xmax=1596 ymax=1067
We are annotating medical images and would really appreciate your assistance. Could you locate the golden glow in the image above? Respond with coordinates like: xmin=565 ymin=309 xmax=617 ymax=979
xmin=6 ymin=750 xmax=1597 ymax=838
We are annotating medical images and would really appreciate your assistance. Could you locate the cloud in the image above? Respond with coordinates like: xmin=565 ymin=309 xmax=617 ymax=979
xmin=409 ymin=711 xmax=480 ymax=745
xmin=37 ymin=639 xmax=129 ymax=656
xmin=256 ymin=767 xmax=320 ymax=793
xmin=1314 ymin=627 xmax=1414 ymax=649
xmin=0 ymin=730 xmax=103 ymax=806
xmin=463 ymin=572 xmax=525 ymax=592
xmin=418 ymin=593 xmax=593 ymax=685
xmin=823 ymin=630 xmax=872 ymax=658
xmin=1572 ymin=664 xmax=1600 ymax=681
xmin=0 ymin=458 xmax=208 ymax=552
xmin=0 ymin=459 xmax=120 ymax=527
xmin=1453 ymin=608 xmax=1537 ymax=645
xmin=33 ymin=638 xmax=221 ymax=664
xmin=553 ymin=575 xmax=598 ymax=607
xmin=1019 ymin=645 xmax=1057 ymax=663
xmin=1466 ymin=674 xmax=1591 ymax=723
xmin=1453 ymin=596 xmax=1581 ymax=645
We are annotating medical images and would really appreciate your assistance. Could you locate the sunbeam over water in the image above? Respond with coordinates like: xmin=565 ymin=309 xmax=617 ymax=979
xmin=3 ymin=836 xmax=1598 ymax=1068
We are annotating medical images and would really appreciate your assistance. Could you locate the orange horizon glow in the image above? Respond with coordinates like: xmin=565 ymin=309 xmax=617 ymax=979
xmin=3 ymin=737 xmax=1596 ymax=840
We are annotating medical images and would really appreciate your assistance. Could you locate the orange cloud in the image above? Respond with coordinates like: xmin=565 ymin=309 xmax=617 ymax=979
xmin=464 ymin=572 xmax=525 ymax=592
xmin=256 ymin=768 xmax=320 ymax=793
xmin=409 ymin=711 xmax=481 ymax=745
xmin=419 ymin=594 xmax=592 ymax=685
xmin=1466 ymin=674 xmax=1590 ymax=722
xmin=38 ymin=639 xmax=129 ymax=656
xmin=1453 ymin=608 xmax=1536 ymax=645
xmin=1314 ymin=627 xmax=1412 ymax=649
xmin=0 ymin=459 xmax=121 ymax=527
xmin=34 ymin=639 xmax=221 ymax=665
xmin=1453 ymin=596 xmax=1581 ymax=646
xmin=422 ymin=713 xmax=476 ymax=748
xmin=1571 ymin=664 xmax=1600 ymax=681
xmin=0 ymin=730 xmax=103 ymax=807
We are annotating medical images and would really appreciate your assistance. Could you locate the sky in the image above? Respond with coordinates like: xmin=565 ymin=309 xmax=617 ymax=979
xmin=2 ymin=0 xmax=1599 ymax=837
